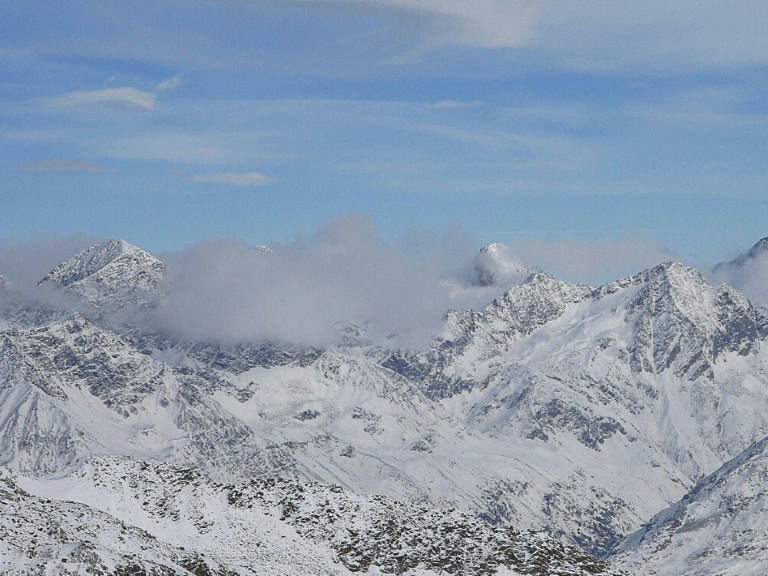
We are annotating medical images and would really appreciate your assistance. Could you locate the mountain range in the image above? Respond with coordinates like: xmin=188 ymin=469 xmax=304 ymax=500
xmin=2 ymin=237 xmax=768 ymax=575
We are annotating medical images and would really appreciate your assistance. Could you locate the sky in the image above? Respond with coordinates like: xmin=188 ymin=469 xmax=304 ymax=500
xmin=2 ymin=1 xmax=768 ymax=284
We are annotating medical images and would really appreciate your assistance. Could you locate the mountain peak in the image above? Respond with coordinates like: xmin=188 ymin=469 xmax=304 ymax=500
xmin=471 ymin=243 xmax=536 ymax=287
xmin=745 ymin=236 xmax=768 ymax=259
xmin=38 ymin=239 xmax=165 ymax=311
xmin=612 ymin=260 xmax=760 ymax=378
xmin=648 ymin=260 xmax=699 ymax=279
xmin=597 ymin=261 xmax=705 ymax=298
xmin=713 ymin=236 xmax=768 ymax=275
xmin=643 ymin=261 xmax=711 ymax=295
xmin=39 ymin=239 xmax=152 ymax=288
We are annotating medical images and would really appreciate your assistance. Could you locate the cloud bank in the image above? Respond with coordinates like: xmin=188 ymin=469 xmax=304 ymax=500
xmin=154 ymin=216 xmax=486 ymax=346
xmin=0 ymin=220 xmax=684 ymax=348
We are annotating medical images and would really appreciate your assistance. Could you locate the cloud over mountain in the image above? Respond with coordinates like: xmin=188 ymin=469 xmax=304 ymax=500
xmin=0 ymin=218 xmax=686 ymax=347
xmin=154 ymin=215 xmax=488 ymax=346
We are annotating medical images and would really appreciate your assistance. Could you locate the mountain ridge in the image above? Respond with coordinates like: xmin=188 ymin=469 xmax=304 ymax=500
xmin=3 ymin=237 xmax=768 ymax=572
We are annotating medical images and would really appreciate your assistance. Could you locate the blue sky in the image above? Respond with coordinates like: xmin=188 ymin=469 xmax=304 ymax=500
xmin=2 ymin=0 xmax=768 ymax=281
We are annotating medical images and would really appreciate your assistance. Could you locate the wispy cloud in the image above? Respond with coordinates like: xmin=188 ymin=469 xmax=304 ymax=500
xmin=430 ymin=99 xmax=472 ymax=109
xmin=154 ymin=73 xmax=182 ymax=93
xmin=532 ymin=1 xmax=768 ymax=71
xmin=42 ymin=87 xmax=157 ymax=110
xmin=331 ymin=0 xmax=537 ymax=48
xmin=16 ymin=159 xmax=110 ymax=172
xmin=710 ymin=246 xmax=768 ymax=307
xmin=190 ymin=172 xmax=274 ymax=186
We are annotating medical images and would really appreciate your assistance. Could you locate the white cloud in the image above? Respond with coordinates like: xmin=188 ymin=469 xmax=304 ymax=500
xmin=0 ymin=222 xmax=689 ymax=349
xmin=389 ymin=0 xmax=537 ymax=48
xmin=304 ymin=0 xmax=768 ymax=69
xmin=43 ymin=87 xmax=156 ymax=110
xmin=154 ymin=73 xmax=182 ymax=93
xmin=152 ymin=215 xmax=488 ymax=347
xmin=190 ymin=172 xmax=274 ymax=186
xmin=531 ymin=1 xmax=768 ymax=71
xmin=710 ymin=249 xmax=768 ymax=307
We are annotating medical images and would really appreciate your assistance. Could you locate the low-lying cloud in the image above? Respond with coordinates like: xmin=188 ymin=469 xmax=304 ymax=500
xmin=0 ymin=219 xmax=685 ymax=348
xmin=154 ymin=216 xmax=489 ymax=346
xmin=0 ymin=234 xmax=99 ymax=312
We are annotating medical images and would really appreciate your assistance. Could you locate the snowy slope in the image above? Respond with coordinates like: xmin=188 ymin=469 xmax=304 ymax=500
xmin=380 ymin=261 xmax=768 ymax=553
xmin=612 ymin=434 xmax=768 ymax=576
xmin=13 ymin=457 xmax=628 ymax=576
xmin=4 ymin=239 xmax=768 ymax=569
xmin=0 ymin=463 xmax=339 ymax=576
xmin=0 ymin=314 xmax=292 ymax=479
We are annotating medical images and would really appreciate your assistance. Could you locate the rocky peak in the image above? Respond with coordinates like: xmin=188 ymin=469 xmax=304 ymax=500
xmin=39 ymin=239 xmax=143 ymax=287
xmin=745 ymin=236 xmax=768 ymax=260
xmin=38 ymin=239 xmax=165 ymax=312
xmin=712 ymin=236 xmax=768 ymax=275
xmin=605 ymin=262 xmax=760 ymax=377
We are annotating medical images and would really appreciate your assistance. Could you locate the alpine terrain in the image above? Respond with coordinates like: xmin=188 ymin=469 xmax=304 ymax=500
xmin=2 ymin=237 xmax=768 ymax=575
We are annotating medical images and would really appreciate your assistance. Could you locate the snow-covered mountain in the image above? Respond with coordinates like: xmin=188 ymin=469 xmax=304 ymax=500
xmin=38 ymin=239 xmax=165 ymax=312
xmin=0 ymin=313 xmax=292 ymax=479
xmin=4 ymin=238 xmax=768 ymax=573
xmin=4 ymin=457 xmax=627 ymax=576
xmin=612 ymin=434 xmax=768 ymax=575
xmin=377 ymin=260 xmax=768 ymax=553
